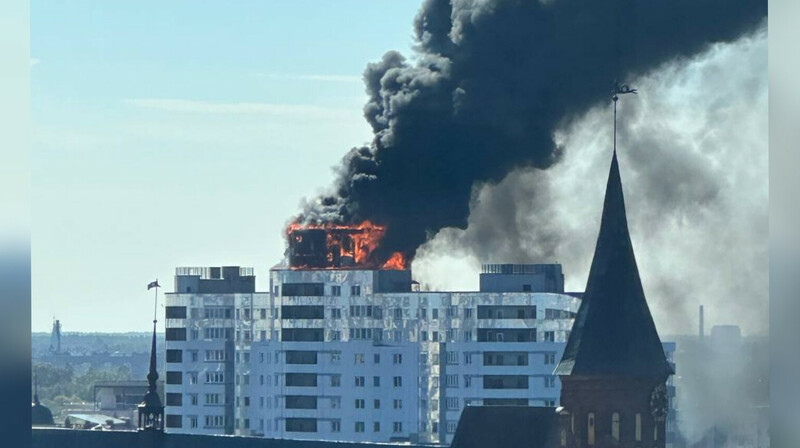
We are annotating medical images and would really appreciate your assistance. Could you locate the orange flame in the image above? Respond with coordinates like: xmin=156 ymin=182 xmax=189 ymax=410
xmin=287 ymin=220 xmax=406 ymax=270
xmin=381 ymin=252 xmax=406 ymax=270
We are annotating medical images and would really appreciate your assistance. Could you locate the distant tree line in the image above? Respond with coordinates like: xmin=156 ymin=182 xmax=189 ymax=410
xmin=33 ymin=362 xmax=134 ymax=420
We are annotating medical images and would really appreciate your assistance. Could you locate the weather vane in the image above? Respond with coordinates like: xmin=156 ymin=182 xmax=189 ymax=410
xmin=612 ymin=80 xmax=637 ymax=154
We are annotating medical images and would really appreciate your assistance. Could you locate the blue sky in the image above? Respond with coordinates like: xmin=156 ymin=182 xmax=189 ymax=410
xmin=31 ymin=1 xmax=422 ymax=332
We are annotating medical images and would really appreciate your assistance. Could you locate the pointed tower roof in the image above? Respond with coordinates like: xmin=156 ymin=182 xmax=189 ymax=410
xmin=555 ymin=151 xmax=672 ymax=378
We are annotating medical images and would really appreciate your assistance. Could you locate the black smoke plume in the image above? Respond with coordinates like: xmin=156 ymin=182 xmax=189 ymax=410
xmin=295 ymin=0 xmax=767 ymax=264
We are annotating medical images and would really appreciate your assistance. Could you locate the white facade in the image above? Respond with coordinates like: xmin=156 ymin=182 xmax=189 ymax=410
xmin=164 ymin=265 xmax=675 ymax=445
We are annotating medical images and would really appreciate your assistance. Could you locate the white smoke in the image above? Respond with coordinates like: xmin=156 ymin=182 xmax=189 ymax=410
xmin=413 ymin=26 xmax=767 ymax=337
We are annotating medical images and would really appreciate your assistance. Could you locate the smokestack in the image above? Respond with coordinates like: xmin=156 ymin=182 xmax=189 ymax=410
xmin=699 ymin=305 xmax=705 ymax=340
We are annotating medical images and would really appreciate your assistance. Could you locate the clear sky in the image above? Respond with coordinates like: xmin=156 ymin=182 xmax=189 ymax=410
xmin=31 ymin=1 xmax=422 ymax=332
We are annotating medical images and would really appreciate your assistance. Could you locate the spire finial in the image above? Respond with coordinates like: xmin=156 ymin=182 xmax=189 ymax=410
xmin=612 ymin=81 xmax=638 ymax=155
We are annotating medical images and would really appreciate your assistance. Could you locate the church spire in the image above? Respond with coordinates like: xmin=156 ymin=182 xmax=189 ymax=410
xmin=138 ymin=280 xmax=164 ymax=431
xmin=555 ymin=87 xmax=671 ymax=379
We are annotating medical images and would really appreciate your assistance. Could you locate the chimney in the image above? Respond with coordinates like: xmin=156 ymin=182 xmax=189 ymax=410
xmin=699 ymin=305 xmax=705 ymax=339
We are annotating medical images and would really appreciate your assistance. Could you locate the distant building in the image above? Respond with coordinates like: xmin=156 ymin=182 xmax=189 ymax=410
xmin=93 ymin=380 xmax=164 ymax=427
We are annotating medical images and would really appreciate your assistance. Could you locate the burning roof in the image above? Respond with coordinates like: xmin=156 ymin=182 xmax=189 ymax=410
xmin=286 ymin=220 xmax=406 ymax=270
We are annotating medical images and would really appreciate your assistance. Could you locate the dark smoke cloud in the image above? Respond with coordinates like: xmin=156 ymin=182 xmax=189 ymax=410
xmin=296 ymin=0 xmax=766 ymax=264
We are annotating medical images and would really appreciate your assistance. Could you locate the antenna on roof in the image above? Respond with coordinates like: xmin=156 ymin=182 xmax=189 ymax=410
xmin=612 ymin=81 xmax=638 ymax=155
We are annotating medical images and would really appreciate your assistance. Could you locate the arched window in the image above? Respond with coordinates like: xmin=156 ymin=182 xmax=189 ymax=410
xmin=611 ymin=412 xmax=620 ymax=441
xmin=587 ymin=413 xmax=595 ymax=446
xmin=635 ymin=413 xmax=642 ymax=442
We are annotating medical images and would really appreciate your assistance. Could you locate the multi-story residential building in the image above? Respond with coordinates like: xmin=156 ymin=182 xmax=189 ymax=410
xmin=164 ymin=263 xmax=675 ymax=445
xmin=163 ymin=266 xmax=272 ymax=435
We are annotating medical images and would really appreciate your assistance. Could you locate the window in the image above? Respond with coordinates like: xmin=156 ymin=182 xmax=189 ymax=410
xmin=355 ymin=376 xmax=365 ymax=387
xmin=393 ymin=376 xmax=402 ymax=387
xmin=165 ymin=306 xmax=187 ymax=318
xmin=373 ymin=376 xmax=380 ymax=387
xmin=432 ymin=331 xmax=439 ymax=342
xmin=463 ymin=330 xmax=473 ymax=341
xmin=544 ymin=331 xmax=555 ymax=342
xmin=447 ymin=421 xmax=458 ymax=434
xmin=432 ymin=308 xmax=439 ymax=319
xmin=446 ymin=351 xmax=458 ymax=365
xmin=522 ymin=284 xmax=532 ymax=292
xmin=635 ymin=413 xmax=642 ymax=441
xmin=393 ymin=399 xmax=402 ymax=409
xmin=393 ymin=307 xmax=403 ymax=319
xmin=544 ymin=353 xmax=556 ymax=365
xmin=282 ymin=282 xmax=324 ymax=296
xmin=166 ymin=371 xmax=182 ymax=385
xmin=419 ymin=308 xmax=427 ymax=319
xmin=393 ymin=422 xmax=403 ymax=433
xmin=205 ymin=393 xmax=220 ymax=405
xmin=446 ymin=374 xmax=459 ymax=388
xmin=331 ymin=285 xmax=341 ymax=296
xmin=544 ymin=376 xmax=556 ymax=388
xmin=285 ymin=418 xmax=317 ymax=433
xmin=355 ymin=353 xmax=365 ymax=364
xmin=393 ymin=353 xmax=403 ymax=364
xmin=588 ymin=413 xmax=596 ymax=445
xmin=421 ymin=331 xmax=428 ymax=342
xmin=188 ymin=372 xmax=198 ymax=384
xmin=190 ymin=329 xmax=199 ymax=340
xmin=189 ymin=394 xmax=198 ymax=406
xmin=205 ymin=372 xmax=225 ymax=383
xmin=166 ymin=349 xmax=183 ymax=363
xmin=446 ymin=397 xmax=459 ymax=410
xmin=189 ymin=416 xmax=198 ymax=429
xmin=165 ymin=328 xmax=187 ymax=341
xmin=331 ymin=420 xmax=341 ymax=433
xmin=612 ymin=412 xmax=620 ymax=441
xmin=464 ymin=375 xmax=472 ymax=387
xmin=464 ymin=308 xmax=473 ymax=318
xmin=355 ymin=399 xmax=365 ymax=409
xmin=446 ymin=306 xmax=457 ymax=317
xmin=330 ymin=308 xmax=341 ymax=319
xmin=355 ymin=421 xmax=365 ymax=433
xmin=166 ymin=393 xmax=182 ymax=406
xmin=374 ymin=422 xmax=381 ymax=432
xmin=205 ymin=415 xmax=224 ymax=428
xmin=331 ymin=375 xmax=341 ymax=387
xmin=374 ymin=399 xmax=381 ymax=409
xmin=373 ymin=353 xmax=381 ymax=364
xmin=165 ymin=414 xmax=182 ymax=428
xmin=351 ymin=285 xmax=361 ymax=296
xmin=260 ymin=308 xmax=267 ymax=319
xmin=464 ymin=352 xmax=473 ymax=364
xmin=446 ymin=329 xmax=455 ymax=341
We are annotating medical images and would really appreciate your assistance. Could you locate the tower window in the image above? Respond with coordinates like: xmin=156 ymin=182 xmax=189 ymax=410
xmin=612 ymin=412 xmax=620 ymax=441
xmin=587 ymin=413 xmax=595 ymax=446
xmin=635 ymin=413 xmax=642 ymax=441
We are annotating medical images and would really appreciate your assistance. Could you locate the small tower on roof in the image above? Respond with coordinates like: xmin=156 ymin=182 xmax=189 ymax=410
xmin=555 ymin=84 xmax=673 ymax=448
xmin=31 ymin=374 xmax=55 ymax=426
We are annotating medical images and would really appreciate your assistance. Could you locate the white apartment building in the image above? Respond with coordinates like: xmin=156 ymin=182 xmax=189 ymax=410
xmin=164 ymin=264 xmax=675 ymax=445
